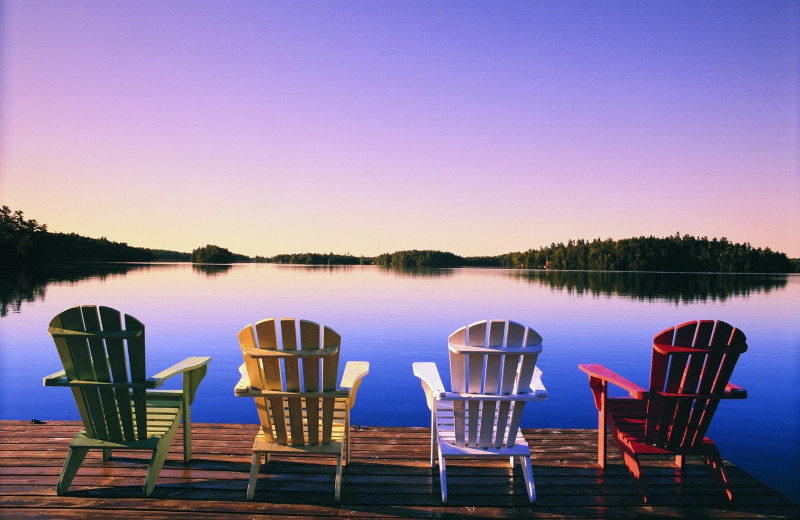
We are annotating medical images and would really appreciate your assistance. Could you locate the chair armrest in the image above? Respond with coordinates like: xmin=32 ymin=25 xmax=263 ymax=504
xmin=440 ymin=390 xmax=548 ymax=402
xmin=234 ymin=363 xmax=252 ymax=396
xmin=340 ymin=361 xmax=369 ymax=408
xmin=48 ymin=327 xmax=143 ymax=340
xmin=725 ymin=381 xmax=747 ymax=398
xmin=148 ymin=356 xmax=212 ymax=387
xmin=579 ymin=363 xmax=647 ymax=399
xmin=528 ymin=366 xmax=548 ymax=398
xmin=43 ymin=370 xmax=68 ymax=387
xmin=412 ymin=362 xmax=446 ymax=411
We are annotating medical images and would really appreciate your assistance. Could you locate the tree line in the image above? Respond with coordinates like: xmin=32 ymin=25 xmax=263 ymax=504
xmin=3 ymin=207 xmax=798 ymax=272
xmin=1 ymin=206 xmax=188 ymax=265
xmin=496 ymin=235 xmax=796 ymax=273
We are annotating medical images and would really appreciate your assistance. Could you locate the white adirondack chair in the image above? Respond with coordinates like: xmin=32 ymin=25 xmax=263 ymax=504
xmin=234 ymin=318 xmax=368 ymax=503
xmin=413 ymin=320 xmax=548 ymax=503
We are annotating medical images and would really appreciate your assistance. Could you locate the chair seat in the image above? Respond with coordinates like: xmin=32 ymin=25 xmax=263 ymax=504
xmin=435 ymin=400 xmax=532 ymax=457
xmin=265 ymin=396 xmax=349 ymax=446
xmin=70 ymin=392 xmax=184 ymax=449
xmin=607 ymin=398 xmax=716 ymax=456
xmin=253 ymin=431 xmax=344 ymax=455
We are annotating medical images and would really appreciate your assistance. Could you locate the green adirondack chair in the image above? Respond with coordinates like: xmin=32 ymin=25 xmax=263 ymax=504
xmin=44 ymin=305 xmax=211 ymax=496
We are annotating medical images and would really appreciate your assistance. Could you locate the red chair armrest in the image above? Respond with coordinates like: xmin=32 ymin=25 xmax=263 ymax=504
xmin=579 ymin=363 xmax=647 ymax=399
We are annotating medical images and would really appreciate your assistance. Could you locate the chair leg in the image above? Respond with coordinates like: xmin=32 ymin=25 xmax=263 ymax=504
xmin=183 ymin=400 xmax=192 ymax=462
xmin=620 ymin=447 xmax=648 ymax=503
xmin=345 ymin=409 xmax=351 ymax=466
xmin=701 ymin=446 xmax=734 ymax=503
xmin=520 ymin=455 xmax=536 ymax=503
xmin=143 ymin=439 xmax=173 ymax=496
xmin=334 ymin=453 xmax=343 ymax=503
xmin=57 ymin=447 xmax=89 ymax=495
xmin=430 ymin=410 xmax=437 ymax=468
xmin=247 ymin=452 xmax=264 ymax=500
xmin=438 ymin=449 xmax=447 ymax=503
xmin=102 ymin=448 xmax=112 ymax=461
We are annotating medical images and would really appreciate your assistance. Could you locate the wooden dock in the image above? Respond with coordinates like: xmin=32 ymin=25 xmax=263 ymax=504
xmin=1 ymin=421 xmax=797 ymax=518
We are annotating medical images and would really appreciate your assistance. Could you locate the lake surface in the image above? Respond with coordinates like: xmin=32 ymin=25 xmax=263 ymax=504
xmin=1 ymin=263 xmax=798 ymax=502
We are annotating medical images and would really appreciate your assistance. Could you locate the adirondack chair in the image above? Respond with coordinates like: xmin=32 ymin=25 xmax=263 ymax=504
xmin=578 ymin=319 xmax=747 ymax=503
xmin=43 ymin=305 xmax=211 ymax=496
xmin=412 ymin=320 xmax=548 ymax=503
xmin=234 ymin=318 xmax=369 ymax=503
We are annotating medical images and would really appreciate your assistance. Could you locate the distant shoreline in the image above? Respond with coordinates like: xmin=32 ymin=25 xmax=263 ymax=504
xmin=3 ymin=207 xmax=798 ymax=273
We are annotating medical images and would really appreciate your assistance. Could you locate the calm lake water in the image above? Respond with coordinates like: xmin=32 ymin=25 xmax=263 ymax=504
xmin=1 ymin=263 xmax=798 ymax=502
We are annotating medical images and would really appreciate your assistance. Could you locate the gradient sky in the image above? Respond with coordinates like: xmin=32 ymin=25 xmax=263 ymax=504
xmin=2 ymin=1 xmax=798 ymax=258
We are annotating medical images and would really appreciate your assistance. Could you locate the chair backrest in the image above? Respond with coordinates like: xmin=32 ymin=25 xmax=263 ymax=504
xmin=48 ymin=305 xmax=148 ymax=442
xmin=238 ymin=318 xmax=341 ymax=446
xmin=447 ymin=320 xmax=543 ymax=449
xmin=646 ymin=319 xmax=747 ymax=448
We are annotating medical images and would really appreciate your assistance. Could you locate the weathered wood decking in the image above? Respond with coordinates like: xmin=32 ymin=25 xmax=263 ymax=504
xmin=1 ymin=421 xmax=797 ymax=518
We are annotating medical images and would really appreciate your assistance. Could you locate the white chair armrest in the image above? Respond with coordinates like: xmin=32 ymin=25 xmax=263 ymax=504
xmin=529 ymin=366 xmax=548 ymax=398
xmin=412 ymin=362 xmax=446 ymax=411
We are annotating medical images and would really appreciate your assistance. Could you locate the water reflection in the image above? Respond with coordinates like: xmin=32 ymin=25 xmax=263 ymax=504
xmin=507 ymin=270 xmax=788 ymax=303
xmin=192 ymin=264 xmax=233 ymax=277
xmin=378 ymin=266 xmax=457 ymax=278
xmin=0 ymin=263 xmax=182 ymax=317
xmin=2 ymin=264 xmax=791 ymax=317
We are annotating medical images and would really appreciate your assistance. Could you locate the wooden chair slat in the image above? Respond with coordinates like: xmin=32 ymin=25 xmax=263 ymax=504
xmin=65 ymin=307 xmax=109 ymax=441
xmin=255 ymin=319 xmax=282 ymax=391
xmin=100 ymin=307 xmax=135 ymax=441
xmin=280 ymin=319 xmax=305 ymax=446
xmin=506 ymin=321 xmax=525 ymax=348
xmin=81 ymin=307 xmax=123 ymax=442
xmin=300 ymin=320 xmax=321 ymax=445
xmin=321 ymin=326 xmax=340 ymax=444
xmin=122 ymin=312 xmax=148 ymax=440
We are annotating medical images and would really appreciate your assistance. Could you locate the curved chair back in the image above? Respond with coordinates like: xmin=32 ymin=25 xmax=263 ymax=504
xmin=447 ymin=320 xmax=543 ymax=449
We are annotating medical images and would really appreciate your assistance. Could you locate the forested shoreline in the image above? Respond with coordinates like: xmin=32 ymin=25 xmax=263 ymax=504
xmin=2 ymin=207 xmax=798 ymax=272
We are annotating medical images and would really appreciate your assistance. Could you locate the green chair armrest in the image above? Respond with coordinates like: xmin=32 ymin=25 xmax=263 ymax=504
xmin=43 ymin=370 xmax=68 ymax=386
xmin=148 ymin=356 xmax=212 ymax=387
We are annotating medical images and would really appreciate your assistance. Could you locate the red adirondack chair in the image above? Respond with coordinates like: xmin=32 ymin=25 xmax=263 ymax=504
xmin=578 ymin=320 xmax=747 ymax=503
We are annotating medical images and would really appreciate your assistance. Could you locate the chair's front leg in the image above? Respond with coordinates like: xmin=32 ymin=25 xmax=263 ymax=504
xmin=182 ymin=365 xmax=209 ymax=462
xmin=588 ymin=376 xmax=608 ymax=468
xmin=430 ymin=404 xmax=436 ymax=467
xmin=183 ymin=372 xmax=193 ymax=462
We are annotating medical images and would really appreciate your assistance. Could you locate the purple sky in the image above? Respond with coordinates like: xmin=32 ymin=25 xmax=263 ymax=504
xmin=2 ymin=1 xmax=798 ymax=257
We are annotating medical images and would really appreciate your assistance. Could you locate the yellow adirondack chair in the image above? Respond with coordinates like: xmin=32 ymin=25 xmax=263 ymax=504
xmin=413 ymin=320 xmax=548 ymax=503
xmin=44 ymin=305 xmax=211 ymax=496
xmin=234 ymin=318 xmax=368 ymax=503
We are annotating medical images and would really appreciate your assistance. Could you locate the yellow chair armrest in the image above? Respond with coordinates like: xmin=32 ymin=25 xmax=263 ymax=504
xmin=340 ymin=361 xmax=369 ymax=408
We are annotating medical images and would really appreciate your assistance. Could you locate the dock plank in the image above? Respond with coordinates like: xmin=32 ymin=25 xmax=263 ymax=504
xmin=0 ymin=421 xmax=797 ymax=518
